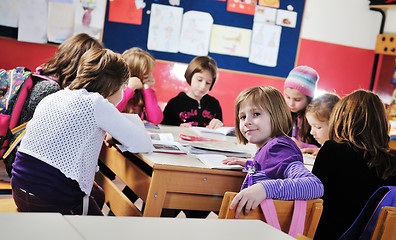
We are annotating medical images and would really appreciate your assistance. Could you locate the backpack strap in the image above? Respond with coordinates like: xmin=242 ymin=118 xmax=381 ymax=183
xmin=288 ymin=200 xmax=307 ymax=237
xmin=260 ymin=199 xmax=307 ymax=238
xmin=260 ymin=199 xmax=282 ymax=230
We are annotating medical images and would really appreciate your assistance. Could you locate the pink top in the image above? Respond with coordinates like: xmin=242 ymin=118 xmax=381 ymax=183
xmin=116 ymin=87 xmax=163 ymax=125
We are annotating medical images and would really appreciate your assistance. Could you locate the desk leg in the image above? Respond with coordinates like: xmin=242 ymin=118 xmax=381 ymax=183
xmin=143 ymin=170 xmax=168 ymax=217
xmin=95 ymin=172 xmax=142 ymax=216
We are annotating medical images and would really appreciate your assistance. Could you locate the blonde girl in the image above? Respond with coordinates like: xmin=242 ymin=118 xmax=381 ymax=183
xmin=117 ymin=47 xmax=163 ymax=125
xmin=227 ymin=86 xmax=323 ymax=218
xmin=303 ymin=93 xmax=340 ymax=155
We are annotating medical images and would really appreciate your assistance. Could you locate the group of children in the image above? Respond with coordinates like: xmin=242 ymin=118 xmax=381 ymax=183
xmin=4 ymin=34 xmax=396 ymax=240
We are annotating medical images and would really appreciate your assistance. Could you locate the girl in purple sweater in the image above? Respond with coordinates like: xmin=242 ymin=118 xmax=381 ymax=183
xmin=224 ymin=86 xmax=323 ymax=218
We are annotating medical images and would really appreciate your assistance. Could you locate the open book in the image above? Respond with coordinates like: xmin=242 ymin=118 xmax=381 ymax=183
xmin=188 ymin=141 xmax=251 ymax=158
xmin=195 ymin=154 xmax=244 ymax=170
xmin=190 ymin=126 xmax=236 ymax=136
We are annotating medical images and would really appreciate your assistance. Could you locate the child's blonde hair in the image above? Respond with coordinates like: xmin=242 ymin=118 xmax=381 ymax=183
xmin=329 ymin=89 xmax=396 ymax=180
xmin=121 ymin=47 xmax=156 ymax=114
xmin=68 ymin=48 xmax=129 ymax=98
xmin=185 ymin=56 xmax=218 ymax=90
xmin=306 ymin=93 xmax=340 ymax=122
xmin=234 ymin=86 xmax=292 ymax=145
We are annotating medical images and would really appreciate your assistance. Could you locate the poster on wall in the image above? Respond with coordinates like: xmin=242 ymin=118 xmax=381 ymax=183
xmin=47 ymin=1 xmax=75 ymax=43
xmin=258 ymin=0 xmax=279 ymax=9
xmin=74 ymin=0 xmax=107 ymax=40
xmin=254 ymin=5 xmax=277 ymax=24
xmin=209 ymin=24 xmax=251 ymax=58
xmin=0 ymin=0 xmax=20 ymax=28
xmin=226 ymin=0 xmax=257 ymax=15
xmin=178 ymin=11 xmax=213 ymax=56
xmin=18 ymin=0 xmax=48 ymax=43
xmin=276 ymin=9 xmax=297 ymax=28
xmin=147 ymin=3 xmax=183 ymax=53
xmin=108 ymin=0 xmax=143 ymax=25
xmin=249 ymin=22 xmax=281 ymax=67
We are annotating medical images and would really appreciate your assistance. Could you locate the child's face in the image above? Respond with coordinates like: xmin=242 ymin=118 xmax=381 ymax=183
xmin=106 ymin=87 xmax=124 ymax=107
xmin=306 ymin=112 xmax=329 ymax=145
xmin=284 ymin=87 xmax=309 ymax=113
xmin=238 ymin=100 xmax=272 ymax=148
xmin=188 ymin=70 xmax=213 ymax=101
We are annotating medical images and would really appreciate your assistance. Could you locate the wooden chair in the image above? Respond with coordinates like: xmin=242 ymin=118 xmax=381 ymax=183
xmin=218 ymin=192 xmax=323 ymax=239
xmin=0 ymin=198 xmax=18 ymax=212
xmin=371 ymin=206 xmax=396 ymax=240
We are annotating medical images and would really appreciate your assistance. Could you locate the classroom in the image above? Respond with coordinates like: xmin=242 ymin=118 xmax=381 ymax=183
xmin=0 ymin=0 xmax=396 ymax=239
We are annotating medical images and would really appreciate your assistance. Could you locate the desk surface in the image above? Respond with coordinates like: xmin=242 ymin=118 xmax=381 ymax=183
xmin=138 ymin=125 xmax=256 ymax=169
xmin=97 ymin=125 xmax=315 ymax=216
xmin=65 ymin=215 xmax=295 ymax=240
xmin=0 ymin=213 xmax=85 ymax=240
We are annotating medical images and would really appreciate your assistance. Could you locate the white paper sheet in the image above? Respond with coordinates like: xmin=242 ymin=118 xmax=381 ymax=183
xmin=47 ymin=1 xmax=75 ymax=43
xmin=0 ymin=0 xmax=20 ymax=27
xmin=179 ymin=11 xmax=213 ymax=56
xmin=254 ymin=6 xmax=277 ymax=24
xmin=73 ymin=0 xmax=107 ymax=40
xmin=147 ymin=3 xmax=183 ymax=53
xmin=17 ymin=0 xmax=48 ymax=43
xmin=195 ymin=154 xmax=244 ymax=170
xmin=249 ymin=22 xmax=281 ymax=67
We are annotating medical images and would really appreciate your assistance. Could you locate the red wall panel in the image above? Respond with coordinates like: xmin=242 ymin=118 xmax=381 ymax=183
xmin=2 ymin=37 xmax=392 ymax=127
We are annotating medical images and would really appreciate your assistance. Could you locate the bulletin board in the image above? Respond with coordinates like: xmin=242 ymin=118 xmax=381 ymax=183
xmin=103 ymin=0 xmax=306 ymax=78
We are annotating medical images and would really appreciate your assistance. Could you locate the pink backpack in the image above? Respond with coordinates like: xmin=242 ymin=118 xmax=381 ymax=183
xmin=0 ymin=67 xmax=33 ymax=156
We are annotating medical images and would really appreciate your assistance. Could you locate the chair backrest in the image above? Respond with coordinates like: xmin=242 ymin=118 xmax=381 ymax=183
xmin=338 ymin=186 xmax=396 ymax=240
xmin=218 ymin=192 xmax=323 ymax=239
xmin=371 ymin=206 xmax=396 ymax=240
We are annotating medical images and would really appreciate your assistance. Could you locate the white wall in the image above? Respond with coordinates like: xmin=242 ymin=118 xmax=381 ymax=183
xmin=301 ymin=0 xmax=385 ymax=50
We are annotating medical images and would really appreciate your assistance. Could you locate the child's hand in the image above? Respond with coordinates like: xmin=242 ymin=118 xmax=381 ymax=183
xmin=230 ymin=183 xmax=267 ymax=218
xmin=128 ymin=77 xmax=143 ymax=91
xmin=104 ymin=133 xmax=114 ymax=147
xmin=291 ymin=137 xmax=302 ymax=148
xmin=301 ymin=148 xmax=319 ymax=156
xmin=143 ymin=74 xmax=155 ymax=89
xmin=222 ymin=157 xmax=248 ymax=167
xmin=206 ymin=118 xmax=223 ymax=129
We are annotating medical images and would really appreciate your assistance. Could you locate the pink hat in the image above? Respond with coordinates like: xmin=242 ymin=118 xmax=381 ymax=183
xmin=284 ymin=66 xmax=319 ymax=98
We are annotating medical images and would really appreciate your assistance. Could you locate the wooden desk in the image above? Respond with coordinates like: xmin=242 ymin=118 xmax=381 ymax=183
xmin=0 ymin=213 xmax=85 ymax=240
xmin=65 ymin=215 xmax=295 ymax=240
xmin=96 ymin=125 xmax=253 ymax=217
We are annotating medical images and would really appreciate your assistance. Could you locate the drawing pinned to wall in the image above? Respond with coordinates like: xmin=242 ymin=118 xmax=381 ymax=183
xmin=254 ymin=5 xmax=277 ymax=24
xmin=0 ymin=0 xmax=20 ymax=28
xmin=47 ymin=1 xmax=75 ymax=43
xmin=276 ymin=9 xmax=297 ymax=28
xmin=74 ymin=0 xmax=107 ymax=40
xmin=258 ymin=0 xmax=279 ymax=9
xmin=209 ymin=24 xmax=251 ymax=58
xmin=18 ymin=0 xmax=48 ymax=43
xmin=147 ymin=3 xmax=183 ymax=53
xmin=226 ymin=0 xmax=257 ymax=15
xmin=179 ymin=11 xmax=213 ymax=56
xmin=108 ymin=0 xmax=143 ymax=25
xmin=249 ymin=22 xmax=281 ymax=67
